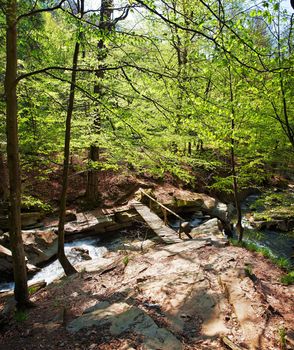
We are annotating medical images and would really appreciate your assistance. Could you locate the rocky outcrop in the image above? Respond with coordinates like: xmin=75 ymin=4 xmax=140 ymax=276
xmin=0 ymin=212 xmax=44 ymax=231
xmin=138 ymin=188 xmax=234 ymax=235
xmin=22 ymin=229 xmax=58 ymax=266
xmin=67 ymin=301 xmax=183 ymax=350
xmin=0 ymin=245 xmax=13 ymax=279
xmin=67 ymin=235 xmax=284 ymax=350
xmin=0 ymin=244 xmax=39 ymax=280
xmin=64 ymin=210 xmax=140 ymax=240
xmin=70 ymin=247 xmax=91 ymax=261
xmin=0 ymin=229 xmax=58 ymax=267
xmin=191 ymin=218 xmax=222 ymax=236
xmin=248 ymin=215 xmax=294 ymax=232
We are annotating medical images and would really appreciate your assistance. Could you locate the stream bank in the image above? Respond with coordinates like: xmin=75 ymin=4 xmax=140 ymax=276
xmin=1 ymin=226 xmax=293 ymax=350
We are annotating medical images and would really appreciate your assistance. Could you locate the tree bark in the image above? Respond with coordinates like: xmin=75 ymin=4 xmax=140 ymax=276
xmin=86 ymin=0 xmax=113 ymax=206
xmin=57 ymin=1 xmax=85 ymax=275
xmin=228 ymin=66 xmax=243 ymax=242
xmin=0 ymin=152 xmax=9 ymax=201
xmin=5 ymin=0 xmax=31 ymax=308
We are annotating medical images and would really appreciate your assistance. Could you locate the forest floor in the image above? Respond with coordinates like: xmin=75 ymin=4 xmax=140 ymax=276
xmin=0 ymin=228 xmax=293 ymax=350
xmin=1 ymin=170 xmax=293 ymax=349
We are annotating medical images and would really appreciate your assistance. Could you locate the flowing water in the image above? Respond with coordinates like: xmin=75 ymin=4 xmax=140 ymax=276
xmin=241 ymin=194 xmax=294 ymax=264
xmin=0 ymin=230 xmax=143 ymax=292
xmin=1 ymin=195 xmax=293 ymax=292
xmin=169 ymin=195 xmax=294 ymax=264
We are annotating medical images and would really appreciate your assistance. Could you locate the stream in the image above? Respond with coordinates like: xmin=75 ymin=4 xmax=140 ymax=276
xmin=1 ymin=196 xmax=293 ymax=292
xmin=241 ymin=194 xmax=294 ymax=264
xmin=169 ymin=196 xmax=294 ymax=265
xmin=0 ymin=229 xmax=146 ymax=293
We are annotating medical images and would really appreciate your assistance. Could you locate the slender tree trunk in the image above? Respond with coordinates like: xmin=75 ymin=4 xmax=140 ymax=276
xmin=86 ymin=0 xmax=113 ymax=206
xmin=0 ymin=152 xmax=9 ymax=201
xmin=58 ymin=1 xmax=84 ymax=275
xmin=5 ymin=0 xmax=31 ymax=308
xmin=228 ymin=66 xmax=243 ymax=242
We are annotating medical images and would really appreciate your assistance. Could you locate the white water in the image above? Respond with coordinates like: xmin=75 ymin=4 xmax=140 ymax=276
xmin=0 ymin=237 xmax=108 ymax=292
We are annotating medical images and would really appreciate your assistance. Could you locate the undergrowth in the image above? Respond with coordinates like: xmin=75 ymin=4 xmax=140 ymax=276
xmin=230 ymin=239 xmax=294 ymax=284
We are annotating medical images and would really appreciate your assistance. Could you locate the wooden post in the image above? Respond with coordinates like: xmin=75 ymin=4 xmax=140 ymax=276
xmin=163 ymin=208 xmax=167 ymax=225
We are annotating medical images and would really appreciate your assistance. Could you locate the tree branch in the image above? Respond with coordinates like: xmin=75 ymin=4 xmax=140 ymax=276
xmin=17 ymin=0 xmax=66 ymax=21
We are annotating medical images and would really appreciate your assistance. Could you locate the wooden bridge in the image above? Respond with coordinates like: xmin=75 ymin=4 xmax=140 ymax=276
xmin=132 ymin=189 xmax=192 ymax=244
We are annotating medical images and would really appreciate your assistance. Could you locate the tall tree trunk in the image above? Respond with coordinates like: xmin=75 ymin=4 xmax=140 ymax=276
xmin=5 ymin=0 xmax=31 ymax=308
xmin=228 ymin=66 xmax=243 ymax=242
xmin=58 ymin=1 xmax=84 ymax=275
xmin=86 ymin=0 xmax=113 ymax=206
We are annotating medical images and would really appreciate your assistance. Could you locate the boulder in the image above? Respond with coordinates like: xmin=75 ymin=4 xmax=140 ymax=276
xmin=249 ymin=216 xmax=294 ymax=232
xmin=0 ymin=212 xmax=44 ymax=231
xmin=191 ymin=218 xmax=223 ymax=237
xmin=65 ymin=210 xmax=77 ymax=223
xmin=0 ymin=244 xmax=13 ymax=279
xmin=64 ymin=212 xmax=135 ymax=240
xmin=70 ymin=247 xmax=92 ymax=261
xmin=21 ymin=212 xmax=44 ymax=229
xmin=191 ymin=218 xmax=228 ymax=247
xmin=143 ymin=188 xmax=233 ymax=229
xmin=22 ymin=229 xmax=58 ymax=266
xmin=65 ymin=213 xmax=114 ymax=236
xmin=0 ymin=244 xmax=40 ymax=280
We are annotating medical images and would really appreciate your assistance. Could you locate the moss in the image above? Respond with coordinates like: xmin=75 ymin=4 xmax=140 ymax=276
xmin=280 ymin=271 xmax=294 ymax=285
xmin=229 ymin=239 xmax=292 ymax=271
xmin=250 ymin=191 xmax=294 ymax=221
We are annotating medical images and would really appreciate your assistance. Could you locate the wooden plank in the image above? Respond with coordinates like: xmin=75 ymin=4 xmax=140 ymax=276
xmin=132 ymin=201 xmax=182 ymax=244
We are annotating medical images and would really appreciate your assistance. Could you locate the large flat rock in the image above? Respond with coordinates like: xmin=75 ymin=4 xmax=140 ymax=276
xmin=67 ymin=301 xmax=182 ymax=350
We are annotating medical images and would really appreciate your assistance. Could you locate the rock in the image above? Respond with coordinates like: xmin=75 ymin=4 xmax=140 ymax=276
xmin=67 ymin=302 xmax=182 ymax=350
xmin=142 ymin=188 xmax=233 ymax=233
xmin=65 ymin=213 xmax=114 ymax=236
xmin=76 ymin=257 xmax=115 ymax=273
xmin=70 ymin=247 xmax=92 ymax=261
xmin=191 ymin=218 xmax=223 ymax=237
xmin=250 ymin=217 xmax=294 ymax=232
xmin=0 ymin=244 xmax=13 ymax=279
xmin=21 ymin=212 xmax=44 ymax=229
xmin=0 ymin=244 xmax=39 ymax=280
xmin=220 ymin=270 xmax=267 ymax=350
xmin=27 ymin=263 xmax=41 ymax=275
xmin=115 ymin=210 xmax=141 ymax=223
xmin=65 ymin=210 xmax=77 ymax=223
xmin=0 ymin=232 xmax=9 ymax=248
xmin=22 ymin=229 xmax=58 ymax=266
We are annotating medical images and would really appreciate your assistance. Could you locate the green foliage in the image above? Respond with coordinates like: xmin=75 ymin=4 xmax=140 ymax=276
xmin=21 ymin=195 xmax=52 ymax=213
xmin=122 ymin=255 xmax=130 ymax=267
xmin=14 ymin=310 xmax=28 ymax=323
xmin=28 ymin=285 xmax=39 ymax=295
xmin=1 ymin=0 xmax=293 ymax=208
xmin=229 ymin=239 xmax=292 ymax=270
xmin=250 ymin=190 xmax=294 ymax=221
xmin=278 ymin=326 xmax=287 ymax=350
xmin=250 ymin=192 xmax=293 ymax=211
xmin=280 ymin=271 xmax=294 ymax=285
